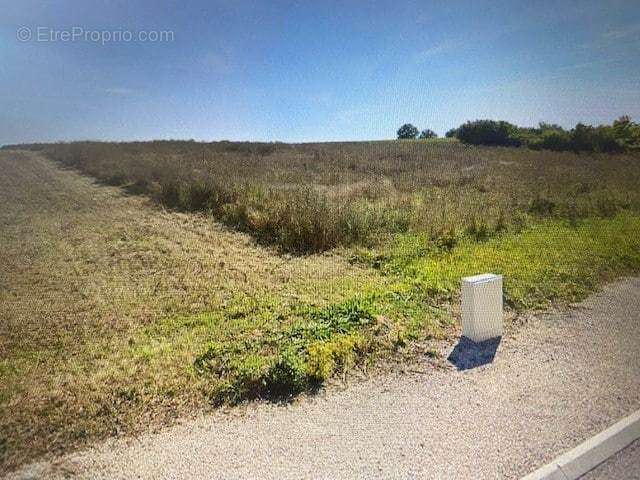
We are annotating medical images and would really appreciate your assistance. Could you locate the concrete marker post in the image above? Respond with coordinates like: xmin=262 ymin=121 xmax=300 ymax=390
xmin=461 ymin=273 xmax=503 ymax=342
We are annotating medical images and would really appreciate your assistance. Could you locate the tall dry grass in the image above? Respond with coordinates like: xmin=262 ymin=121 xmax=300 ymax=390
xmin=11 ymin=139 xmax=640 ymax=252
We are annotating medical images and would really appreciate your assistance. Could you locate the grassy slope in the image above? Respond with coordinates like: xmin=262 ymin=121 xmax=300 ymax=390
xmin=1 ymin=150 xmax=640 ymax=471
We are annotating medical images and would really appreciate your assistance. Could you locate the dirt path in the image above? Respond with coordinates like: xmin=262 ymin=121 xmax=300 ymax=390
xmin=7 ymin=276 xmax=640 ymax=479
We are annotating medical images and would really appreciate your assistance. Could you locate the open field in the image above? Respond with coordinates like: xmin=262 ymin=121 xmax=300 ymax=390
xmin=13 ymin=140 xmax=640 ymax=252
xmin=2 ymin=144 xmax=640 ymax=471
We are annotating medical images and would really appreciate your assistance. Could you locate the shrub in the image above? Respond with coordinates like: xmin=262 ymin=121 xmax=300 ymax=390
xmin=455 ymin=120 xmax=521 ymax=147
xmin=418 ymin=129 xmax=438 ymax=139
xmin=307 ymin=333 xmax=366 ymax=381
xmin=592 ymin=126 xmax=624 ymax=153
xmin=159 ymin=182 xmax=182 ymax=208
xmin=612 ymin=116 xmax=640 ymax=151
xmin=568 ymin=124 xmax=623 ymax=153
xmin=307 ymin=341 xmax=334 ymax=380
xmin=528 ymin=129 xmax=571 ymax=151
xmin=264 ymin=348 xmax=307 ymax=397
xmin=446 ymin=117 xmax=637 ymax=153
xmin=397 ymin=124 xmax=419 ymax=139
xmin=184 ymin=182 xmax=216 ymax=211
xmin=104 ymin=173 xmax=127 ymax=186
xmin=247 ymin=187 xmax=346 ymax=253
xmin=541 ymin=129 xmax=572 ymax=151
xmin=228 ymin=354 xmax=270 ymax=400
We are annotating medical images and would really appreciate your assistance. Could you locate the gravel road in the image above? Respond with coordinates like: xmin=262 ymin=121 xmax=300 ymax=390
xmin=8 ymin=277 xmax=640 ymax=479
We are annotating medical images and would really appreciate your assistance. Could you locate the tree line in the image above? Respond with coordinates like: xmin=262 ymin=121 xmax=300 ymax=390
xmin=397 ymin=116 xmax=640 ymax=153
xmin=397 ymin=124 xmax=438 ymax=140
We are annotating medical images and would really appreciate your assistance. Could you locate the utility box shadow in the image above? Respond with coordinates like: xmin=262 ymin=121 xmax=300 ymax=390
xmin=447 ymin=336 xmax=502 ymax=371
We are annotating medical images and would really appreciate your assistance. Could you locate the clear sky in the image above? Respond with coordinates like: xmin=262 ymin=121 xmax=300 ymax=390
xmin=1 ymin=0 xmax=639 ymax=144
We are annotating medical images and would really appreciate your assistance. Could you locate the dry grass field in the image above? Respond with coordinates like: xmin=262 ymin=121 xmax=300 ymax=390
xmin=20 ymin=140 xmax=640 ymax=252
xmin=2 ymin=143 xmax=640 ymax=471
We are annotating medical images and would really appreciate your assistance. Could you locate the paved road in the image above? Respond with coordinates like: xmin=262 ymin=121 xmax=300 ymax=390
xmin=8 ymin=278 xmax=640 ymax=479
xmin=580 ymin=439 xmax=640 ymax=480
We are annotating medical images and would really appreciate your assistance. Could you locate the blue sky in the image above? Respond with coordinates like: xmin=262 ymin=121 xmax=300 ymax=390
xmin=1 ymin=0 xmax=639 ymax=144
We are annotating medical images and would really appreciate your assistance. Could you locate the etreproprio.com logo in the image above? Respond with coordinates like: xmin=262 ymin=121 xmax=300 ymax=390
xmin=16 ymin=26 xmax=175 ymax=44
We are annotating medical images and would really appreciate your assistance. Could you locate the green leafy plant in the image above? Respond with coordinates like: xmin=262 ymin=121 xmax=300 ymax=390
xmin=397 ymin=123 xmax=419 ymax=139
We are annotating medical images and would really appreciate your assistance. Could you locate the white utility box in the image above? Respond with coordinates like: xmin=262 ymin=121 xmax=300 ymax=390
xmin=461 ymin=273 xmax=503 ymax=342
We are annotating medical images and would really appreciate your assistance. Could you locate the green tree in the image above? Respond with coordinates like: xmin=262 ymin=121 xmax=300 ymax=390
xmin=396 ymin=124 xmax=419 ymax=139
xmin=456 ymin=120 xmax=520 ymax=146
xmin=418 ymin=129 xmax=438 ymax=139
xmin=612 ymin=116 xmax=640 ymax=151
xmin=445 ymin=128 xmax=458 ymax=138
xmin=538 ymin=122 xmax=565 ymax=133
xmin=568 ymin=123 xmax=622 ymax=153
xmin=528 ymin=129 xmax=571 ymax=151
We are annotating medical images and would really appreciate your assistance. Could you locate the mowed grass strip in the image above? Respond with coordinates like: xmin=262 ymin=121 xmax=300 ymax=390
xmin=1 ymin=149 xmax=640 ymax=471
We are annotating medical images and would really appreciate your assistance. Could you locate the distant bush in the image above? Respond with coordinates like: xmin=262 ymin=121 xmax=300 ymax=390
xmin=456 ymin=120 xmax=521 ymax=147
xmin=612 ymin=116 xmax=640 ymax=151
xmin=571 ymin=124 xmax=598 ymax=152
xmin=418 ymin=129 xmax=438 ymax=139
xmin=444 ymin=128 xmax=458 ymax=138
xmin=397 ymin=123 xmax=419 ymax=139
xmin=569 ymin=124 xmax=623 ymax=153
xmin=528 ymin=129 xmax=572 ymax=151
xmin=448 ymin=116 xmax=636 ymax=153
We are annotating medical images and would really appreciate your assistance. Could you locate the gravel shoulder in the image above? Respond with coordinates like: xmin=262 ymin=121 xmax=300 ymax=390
xmin=7 ymin=277 xmax=640 ymax=479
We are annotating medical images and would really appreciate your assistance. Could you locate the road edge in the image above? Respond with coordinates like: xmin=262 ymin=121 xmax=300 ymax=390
xmin=521 ymin=409 xmax=640 ymax=479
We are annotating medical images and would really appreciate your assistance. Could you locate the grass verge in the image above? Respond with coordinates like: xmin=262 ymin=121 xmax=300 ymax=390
xmin=182 ymin=213 xmax=640 ymax=405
